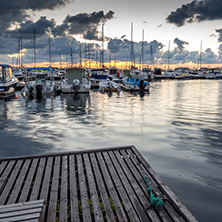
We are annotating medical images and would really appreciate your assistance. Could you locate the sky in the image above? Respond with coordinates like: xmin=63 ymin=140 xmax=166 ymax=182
xmin=1 ymin=0 xmax=222 ymax=68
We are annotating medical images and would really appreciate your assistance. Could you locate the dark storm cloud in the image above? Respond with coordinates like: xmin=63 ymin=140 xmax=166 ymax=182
xmin=52 ymin=11 xmax=115 ymax=40
xmin=174 ymin=38 xmax=188 ymax=51
xmin=166 ymin=0 xmax=222 ymax=26
xmin=0 ymin=0 xmax=71 ymax=36
xmin=4 ymin=10 xmax=115 ymax=41
xmin=6 ymin=17 xmax=56 ymax=39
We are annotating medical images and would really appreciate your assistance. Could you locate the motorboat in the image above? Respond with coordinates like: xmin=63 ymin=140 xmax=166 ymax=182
xmin=99 ymin=79 xmax=121 ymax=93
xmin=122 ymin=77 xmax=150 ymax=91
xmin=89 ymin=68 xmax=108 ymax=88
xmin=107 ymin=67 xmax=125 ymax=83
xmin=60 ymin=67 xmax=90 ymax=94
xmin=0 ymin=64 xmax=18 ymax=98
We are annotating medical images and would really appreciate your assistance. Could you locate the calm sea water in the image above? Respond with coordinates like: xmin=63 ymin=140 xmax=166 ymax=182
xmin=0 ymin=79 xmax=222 ymax=221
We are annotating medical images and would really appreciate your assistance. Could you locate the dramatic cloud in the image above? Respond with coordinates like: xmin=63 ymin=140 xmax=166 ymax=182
xmin=216 ymin=29 xmax=222 ymax=42
xmin=0 ymin=0 xmax=71 ymax=35
xmin=52 ymin=11 xmax=115 ymax=40
xmin=4 ymin=10 xmax=115 ymax=41
xmin=174 ymin=38 xmax=188 ymax=51
xmin=166 ymin=0 xmax=222 ymax=26
xmin=6 ymin=17 xmax=56 ymax=39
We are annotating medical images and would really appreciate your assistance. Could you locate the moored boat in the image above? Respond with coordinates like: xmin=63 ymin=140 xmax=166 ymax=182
xmin=99 ymin=79 xmax=121 ymax=93
xmin=122 ymin=77 xmax=150 ymax=91
xmin=60 ymin=67 xmax=90 ymax=94
xmin=0 ymin=64 xmax=18 ymax=98
xmin=89 ymin=68 xmax=108 ymax=88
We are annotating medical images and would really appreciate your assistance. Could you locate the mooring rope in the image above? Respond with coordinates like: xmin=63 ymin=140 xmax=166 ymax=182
xmin=144 ymin=176 xmax=163 ymax=209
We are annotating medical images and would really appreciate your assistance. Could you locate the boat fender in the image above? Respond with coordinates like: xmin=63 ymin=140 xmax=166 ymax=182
xmin=117 ymin=70 xmax=120 ymax=78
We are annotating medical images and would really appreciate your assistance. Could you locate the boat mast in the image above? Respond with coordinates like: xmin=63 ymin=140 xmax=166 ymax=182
xmin=79 ymin=43 xmax=82 ymax=68
xmin=199 ymin=40 xmax=202 ymax=70
xmin=34 ymin=27 xmax=37 ymax=68
xmin=150 ymin=45 xmax=154 ymax=70
xmin=20 ymin=34 xmax=23 ymax=67
xmin=167 ymin=40 xmax=170 ymax=70
xmin=101 ymin=23 xmax=104 ymax=68
xmin=131 ymin=22 xmax=134 ymax=69
xmin=17 ymin=36 xmax=21 ymax=68
xmin=141 ymin=29 xmax=144 ymax=71
xmin=70 ymin=48 xmax=73 ymax=68
xmin=59 ymin=51 xmax=62 ymax=68
xmin=49 ymin=36 xmax=52 ymax=67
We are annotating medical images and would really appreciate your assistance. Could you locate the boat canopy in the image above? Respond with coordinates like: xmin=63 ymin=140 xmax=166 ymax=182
xmin=0 ymin=64 xmax=12 ymax=68
xmin=27 ymin=67 xmax=53 ymax=72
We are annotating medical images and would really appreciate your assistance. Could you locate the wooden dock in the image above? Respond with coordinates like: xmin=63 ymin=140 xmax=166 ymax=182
xmin=0 ymin=145 xmax=197 ymax=222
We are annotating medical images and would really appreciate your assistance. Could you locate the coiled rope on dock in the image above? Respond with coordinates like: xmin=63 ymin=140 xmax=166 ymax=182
xmin=144 ymin=176 xmax=163 ymax=209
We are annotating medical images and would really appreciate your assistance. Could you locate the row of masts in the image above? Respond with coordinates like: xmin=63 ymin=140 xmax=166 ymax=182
xmin=16 ymin=24 xmax=203 ymax=70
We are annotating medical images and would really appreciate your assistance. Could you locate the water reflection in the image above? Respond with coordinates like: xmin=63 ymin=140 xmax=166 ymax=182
xmin=62 ymin=93 xmax=90 ymax=116
xmin=0 ymin=80 xmax=222 ymax=222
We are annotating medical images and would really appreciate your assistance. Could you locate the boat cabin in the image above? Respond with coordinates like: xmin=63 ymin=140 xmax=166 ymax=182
xmin=66 ymin=67 xmax=86 ymax=84
xmin=0 ymin=64 xmax=13 ymax=83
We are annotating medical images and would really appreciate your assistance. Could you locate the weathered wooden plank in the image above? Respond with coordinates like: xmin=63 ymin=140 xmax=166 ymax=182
xmin=7 ymin=159 xmax=32 ymax=204
xmin=39 ymin=157 xmax=53 ymax=222
xmin=0 ymin=200 xmax=44 ymax=211
xmin=89 ymin=153 xmax=116 ymax=222
xmin=0 ymin=161 xmax=8 ymax=176
xmin=126 ymin=149 xmax=181 ymax=222
xmin=18 ymin=158 xmax=39 ymax=203
xmin=0 ymin=160 xmax=23 ymax=205
xmin=107 ymin=150 xmax=151 ymax=222
xmin=0 ymin=203 xmax=44 ymax=214
xmin=29 ymin=158 xmax=46 ymax=201
xmin=59 ymin=155 xmax=68 ymax=222
xmin=96 ymin=152 xmax=129 ymax=222
xmin=69 ymin=154 xmax=80 ymax=222
xmin=83 ymin=153 xmax=104 ymax=222
xmin=131 ymin=146 xmax=198 ymax=222
xmin=77 ymin=154 xmax=92 ymax=222
xmin=47 ymin=156 xmax=60 ymax=222
xmin=0 ymin=207 xmax=42 ymax=219
xmin=0 ymin=212 xmax=41 ymax=222
xmin=0 ymin=160 xmax=16 ymax=195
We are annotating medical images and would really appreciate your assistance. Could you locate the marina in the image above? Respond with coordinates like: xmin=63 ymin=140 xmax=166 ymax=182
xmin=0 ymin=146 xmax=197 ymax=222
xmin=1 ymin=0 xmax=222 ymax=221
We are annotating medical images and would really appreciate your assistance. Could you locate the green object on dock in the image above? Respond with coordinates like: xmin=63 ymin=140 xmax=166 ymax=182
xmin=144 ymin=176 xmax=163 ymax=209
